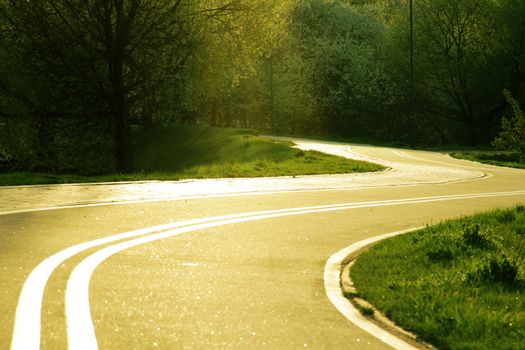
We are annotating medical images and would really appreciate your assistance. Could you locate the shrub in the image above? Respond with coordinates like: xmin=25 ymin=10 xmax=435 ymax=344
xmin=497 ymin=210 xmax=517 ymax=223
xmin=461 ymin=224 xmax=489 ymax=248
xmin=427 ymin=246 xmax=455 ymax=262
xmin=0 ymin=147 xmax=16 ymax=172
xmin=467 ymin=254 xmax=519 ymax=285
xmin=492 ymin=89 xmax=525 ymax=162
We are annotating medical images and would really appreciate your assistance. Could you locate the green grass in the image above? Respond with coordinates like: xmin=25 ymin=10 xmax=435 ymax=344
xmin=0 ymin=126 xmax=384 ymax=186
xmin=350 ymin=205 xmax=525 ymax=350
xmin=451 ymin=151 xmax=525 ymax=169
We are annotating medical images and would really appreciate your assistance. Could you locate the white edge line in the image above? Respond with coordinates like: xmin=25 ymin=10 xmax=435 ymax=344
xmin=10 ymin=190 xmax=525 ymax=349
xmin=0 ymin=187 xmax=376 ymax=216
xmin=0 ymin=169 xmax=490 ymax=217
xmin=324 ymin=228 xmax=423 ymax=350
xmin=10 ymin=207 xmax=315 ymax=350
xmin=67 ymin=209 xmax=416 ymax=349
xmin=12 ymin=200 xmax=400 ymax=350
xmin=2 ymin=174 xmax=500 ymax=217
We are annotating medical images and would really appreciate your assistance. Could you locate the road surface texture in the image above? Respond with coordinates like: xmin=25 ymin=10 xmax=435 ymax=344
xmin=1 ymin=140 xmax=524 ymax=350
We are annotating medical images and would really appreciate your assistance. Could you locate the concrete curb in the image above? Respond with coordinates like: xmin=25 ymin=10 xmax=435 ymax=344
xmin=324 ymin=227 xmax=436 ymax=350
xmin=341 ymin=256 xmax=436 ymax=350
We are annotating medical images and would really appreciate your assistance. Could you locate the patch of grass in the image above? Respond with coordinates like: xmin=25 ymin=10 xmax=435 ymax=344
xmin=350 ymin=205 xmax=525 ymax=350
xmin=451 ymin=151 xmax=525 ymax=169
xmin=0 ymin=125 xmax=384 ymax=185
xmin=0 ymin=171 xmax=184 ymax=186
xmin=0 ymin=172 xmax=101 ymax=186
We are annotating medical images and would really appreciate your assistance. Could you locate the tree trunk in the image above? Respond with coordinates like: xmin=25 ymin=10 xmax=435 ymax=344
xmin=114 ymin=93 xmax=131 ymax=173
xmin=111 ymin=0 xmax=131 ymax=173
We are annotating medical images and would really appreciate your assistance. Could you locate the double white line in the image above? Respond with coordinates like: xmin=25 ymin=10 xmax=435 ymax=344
xmin=11 ymin=190 xmax=525 ymax=350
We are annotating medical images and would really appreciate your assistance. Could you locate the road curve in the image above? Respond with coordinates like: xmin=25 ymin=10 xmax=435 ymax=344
xmin=1 ymin=140 xmax=525 ymax=349
xmin=1 ymin=141 xmax=484 ymax=216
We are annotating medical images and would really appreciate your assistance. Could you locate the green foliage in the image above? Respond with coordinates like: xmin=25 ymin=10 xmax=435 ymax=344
xmin=351 ymin=205 xmax=525 ymax=349
xmin=2 ymin=0 xmax=525 ymax=172
xmin=461 ymin=223 xmax=490 ymax=248
xmin=467 ymin=254 xmax=519 ymax=285
xmin=343 ymin=291 xmax=360 ymax=299
xmin=290 ymin=0 xmax=396 ymax=137
xmin=2 ymin=0 xmax=249 ymax=172
xmin=451 ymin=151 xmax=525 ymax=169
xmin=492 ymin=90 xmax=525 ymax=162
xmin=497 ymin=210 xmax=517 ymax=223
xmin=0 ymin=145 xmax=15 ymax=172
xmin=381 ymin=0 xmax=525 ymax=145
xmin=426 ymin=245 xmax=455 ymax=263
xmin=358 ymin=305 xmax=375 ymax=317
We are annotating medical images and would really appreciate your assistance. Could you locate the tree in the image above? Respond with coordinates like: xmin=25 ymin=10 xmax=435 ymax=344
xmin=388 ymin=0 xmax=525 ymax=145
xmin=4 ymin=0 xmax=204 ymax=172
xmin=487 ymin=0 xmax=525 ymax=90
xmin=493 ymin=90 xmax=525 ymax=162
xmin=290 ymin=0 xmax=394 ymax=137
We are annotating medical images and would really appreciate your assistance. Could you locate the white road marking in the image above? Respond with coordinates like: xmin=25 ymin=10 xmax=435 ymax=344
xmin=0 ymin=186 xmax=394 ymax=217
xmin=12 ymin=200 xmax=412 ymax=350
xmin=10 ymin=190 xmax=525 ymax=350
xmin=324 ymin=228 xmax=423 ymax=350
xmin=181 ymin=262 xmax=200 ymax=267
xmin=62 ymin=190 xmax=525 ymax=349
xmin=0 ymin=175 xmax=483 ymax=217
xmin=395 ymin=150 xmax=472 ymax=169
xmin=11 ymin=209 xmax=324 ymax=350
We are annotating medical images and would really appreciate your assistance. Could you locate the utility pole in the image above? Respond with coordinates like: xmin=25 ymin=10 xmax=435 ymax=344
xmin=269 ymin=0 xmax=277 ymax=134
xmin=409 ymin=0 xmax=416 ymax=147
xmin=269 ymin=55 xmax=276 ymax=134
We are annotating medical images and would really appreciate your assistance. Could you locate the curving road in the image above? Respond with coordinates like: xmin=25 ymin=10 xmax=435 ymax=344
xmin=1 ymin=140 xmax=525 ymax=349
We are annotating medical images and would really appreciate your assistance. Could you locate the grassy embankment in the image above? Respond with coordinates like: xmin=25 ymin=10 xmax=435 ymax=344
xmin=350 ymin=206 xmax=525 ymax=350
xmin=0 ymin=126 xmax=384 ymax=186
xmin=451 ymin=151 xmax=525 ymax=169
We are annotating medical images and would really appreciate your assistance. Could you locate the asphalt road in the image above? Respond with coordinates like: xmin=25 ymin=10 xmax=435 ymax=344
xmin=1 ymin=141 xmax=525 ymax=350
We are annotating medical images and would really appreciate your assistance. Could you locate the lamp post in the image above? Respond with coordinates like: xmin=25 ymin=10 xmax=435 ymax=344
xmin=409 ymin=0 xmax=416 ymax=147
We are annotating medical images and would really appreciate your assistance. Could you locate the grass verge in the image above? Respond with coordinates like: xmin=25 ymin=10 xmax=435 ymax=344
xmin=451 ymin=151 xmax=525 ymax=169
xmin=0 ymin=126 xmax=384 ymax=186
xmin=350 ymin=205 xmax=525 ymax=350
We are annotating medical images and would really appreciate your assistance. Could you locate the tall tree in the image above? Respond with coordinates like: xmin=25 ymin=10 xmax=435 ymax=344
xmin=5 ymin=0 xmax=198 ymax=172
xmin=290 ymin=0 xmax=394 ymax=137
xmin=395 ymin=0 xmax=525 ymax=145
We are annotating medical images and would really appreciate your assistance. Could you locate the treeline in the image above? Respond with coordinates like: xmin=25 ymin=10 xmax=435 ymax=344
xmin=0 ymin=0 xmax=524 ymax=174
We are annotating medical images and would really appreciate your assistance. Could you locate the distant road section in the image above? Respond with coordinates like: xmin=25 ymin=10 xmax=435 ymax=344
xmin=0 ymin=140 xmax=484 ymax=215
